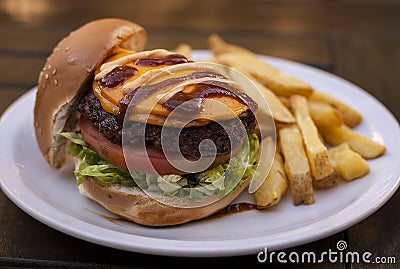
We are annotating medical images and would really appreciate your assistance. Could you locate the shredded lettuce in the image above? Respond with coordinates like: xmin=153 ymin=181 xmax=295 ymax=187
xmin=60 ymin=132 xmax=137 ymax=187
xmin=61 ymin=132 xmax=259 ymax=201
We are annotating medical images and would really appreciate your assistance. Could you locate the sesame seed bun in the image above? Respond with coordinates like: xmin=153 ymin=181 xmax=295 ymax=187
xmin=34 ymin=18 xmax=147 ymax=168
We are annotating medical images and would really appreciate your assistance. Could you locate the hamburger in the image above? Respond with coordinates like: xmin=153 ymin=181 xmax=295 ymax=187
xmin=34 ymin=18 xmax=261 ymax=226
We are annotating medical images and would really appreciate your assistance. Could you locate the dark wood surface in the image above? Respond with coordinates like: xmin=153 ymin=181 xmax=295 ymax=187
xmin=0 ymin=0 xmax=399 ymax=268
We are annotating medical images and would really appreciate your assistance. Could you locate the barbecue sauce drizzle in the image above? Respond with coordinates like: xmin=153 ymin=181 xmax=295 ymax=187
xmin=118 ymin=71 xmax=257 ymax=116
xmin=87 ymin=202 xmax=257 ymax=225
xmin=100 ymin=65 xmax=138 ymax=88
xmin=203 ymin=202 xmax=257 ymax=221
xmin=97 ymin=52 xmax=257 ymax=122
xmin=135 ymin=54 xmax=189 ymax=67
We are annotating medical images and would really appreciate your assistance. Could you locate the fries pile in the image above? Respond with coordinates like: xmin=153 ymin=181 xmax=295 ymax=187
xmin=174 ymin=35 xmax=386 ymax=208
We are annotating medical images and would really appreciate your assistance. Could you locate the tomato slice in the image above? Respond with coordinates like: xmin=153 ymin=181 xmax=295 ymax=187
xmin=79 ymin=117 xmax=185 ymax=175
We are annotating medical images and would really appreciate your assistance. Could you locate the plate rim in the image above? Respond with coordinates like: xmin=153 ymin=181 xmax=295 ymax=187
xmin=1 ymin=51 xmax=399 ymax=257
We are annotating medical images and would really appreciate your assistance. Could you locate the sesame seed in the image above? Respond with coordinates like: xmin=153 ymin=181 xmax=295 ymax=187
xmin=65 ymin=46 xmax=71 ymax=52
xmin=52 ymin=68 xmax=57 ymax=75
xmin=45 ymin=73 xmax=49 ymax=80
xmin=47 ymin=64 xmax=51 ymax=70
xmin=54 ymin=79 xmax=58 ymax=86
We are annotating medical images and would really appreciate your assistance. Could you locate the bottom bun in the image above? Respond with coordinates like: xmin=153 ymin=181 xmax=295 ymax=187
xmin=78 ymin=177 xmax=249 ymax=226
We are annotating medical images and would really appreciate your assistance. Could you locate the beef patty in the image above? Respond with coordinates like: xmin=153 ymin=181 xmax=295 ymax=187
xmin=78 ymin=92 xmax=256 ymax=158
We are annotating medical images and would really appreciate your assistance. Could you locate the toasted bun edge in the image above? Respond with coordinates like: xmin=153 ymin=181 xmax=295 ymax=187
xmin=78 ymin=177 xmax=250 ymax=226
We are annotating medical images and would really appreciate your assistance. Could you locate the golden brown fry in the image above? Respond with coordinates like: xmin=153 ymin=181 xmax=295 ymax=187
xmin=208 ymin=34 xmax=253 ymax=56
xmin=216 ymin=52 xmax=313 ymax=97
xmin=329 ymin=143 xmax=370 ymax=181
xmin=206 ymin=34 xmax=383 ymax=201
xmin=290 ymin=95 xmax=334 ymax=180
xmin=275 ymin=122 xmax=292 ymax=131
xmin=231 ymin=65 xmax=295 ymax=123
xmin=279 ymin=96 xmax=290 ymax=108
xmin=308 ymin=101 xmax=343 ymax=128
xmin=208 ymin=34 xmax=313 ymax=96
xmin=279 ymin=125 xmax=314 ymax=205
xmin=320 ymin=125 xmax=386 ymax=159
xmin=254 ymin=151 xmax=288 ymax=208
xmin=200 ymin=57 xmax=220 ymax=64
xmin=313 ymin=169 xmax=340 ymax=189
xmin=173 ymin=43 xmax=192 ymax=59
xmin=309 ymin=91 xmax=362 ymax=127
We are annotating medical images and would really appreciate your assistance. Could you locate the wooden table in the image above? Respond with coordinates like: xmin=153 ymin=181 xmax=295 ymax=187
xmin=0 ymin=1 xmax=399 ymax=268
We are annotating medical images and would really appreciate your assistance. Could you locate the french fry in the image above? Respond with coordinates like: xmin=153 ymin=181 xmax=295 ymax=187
xmin=208 ymin=34 xmax=313 ymax=97
xmin=208 ymin=34 xmax=253 ymax=56
xmin=200 ymin=57 xmax=220 ymax=64
xmin=174 ymin=43 xmax=192 ymax=59
xmin=215 ymin=52 xmax=314 ymax=97
xmin=275 ymin=122 xmax=292 ymax=131
xmin=313 ymin=168 xmax=340 ymax=189
xmin=254 ymin=151 xmax=288 ymax=208
xmin=309 ymin=91 xmax=362 ymax=127
xmin=290 ymin=95 xmax=334 ymax=180
xmin=279 ymin=96 xmax=290 ymax=108
xmin=231 ymin=65 xmax=295 ymax=123
xmin=329 ymin=143 xmax=370 ymax=181
xmin=205 ymin=35 xmax=384 ymax=206
xmin=308 ymin=101 xmax=343 ymax=128
xmin=319 ymin=125 xmax=386 ymax=159
xmin=279 ymin=125 xmax=314 ymax=205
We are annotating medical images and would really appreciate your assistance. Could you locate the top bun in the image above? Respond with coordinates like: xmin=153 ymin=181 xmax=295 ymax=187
xmin=34 ymin=18 xmax=147 ymax=168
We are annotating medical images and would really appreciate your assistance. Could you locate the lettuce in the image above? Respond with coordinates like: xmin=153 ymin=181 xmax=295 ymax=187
xmin=61 ymin=132 xmax=260 ymax=200
xmin=60 ymin=132 xmax=137 ymax=187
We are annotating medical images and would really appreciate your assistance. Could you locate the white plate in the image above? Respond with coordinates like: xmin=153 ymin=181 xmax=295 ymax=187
xmin=1 ymin=50 xmax=399 ymax=257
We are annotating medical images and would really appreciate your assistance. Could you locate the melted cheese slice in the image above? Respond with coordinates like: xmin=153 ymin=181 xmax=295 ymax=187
xmin=93 ymin=47 xmax=250 ymax=127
